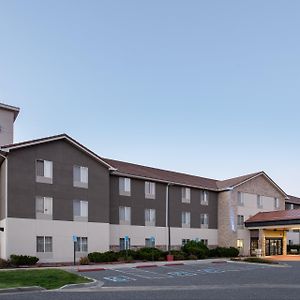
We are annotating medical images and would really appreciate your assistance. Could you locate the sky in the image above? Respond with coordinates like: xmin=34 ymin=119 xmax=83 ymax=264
xmin=0 ymin=0 xmax=300 ymax=196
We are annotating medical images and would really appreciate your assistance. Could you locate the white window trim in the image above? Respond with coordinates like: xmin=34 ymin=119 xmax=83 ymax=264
xmin=36 ymin=236 xmax=53 ymax=253
xmin=73 ymin=200 xmax=88 ymax=221
xmin=73 ymin=165 xmax=88 ymax=188
xmin=182 ymin=211 xmax=191 ymax=228
xmin=119 ymin=177 xmax=131 ymax=196
xmin=119 ymin=206 xmax=131 ymax=225
xmin=200 ymin=213 xmax=209 ymax=228
xmin=145 ymin=181 xmax=156 ymax=199
xmin=182 ymin=188 xmax=191 ymax=203
xmin=36 ymin=196 xmax=53 ymax=219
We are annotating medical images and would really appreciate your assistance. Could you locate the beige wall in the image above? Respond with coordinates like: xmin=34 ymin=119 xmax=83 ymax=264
xmin=4 ymin=218 xmax=110 ymax=262
xmin=110 ymin=224 xmax=218 ymax=249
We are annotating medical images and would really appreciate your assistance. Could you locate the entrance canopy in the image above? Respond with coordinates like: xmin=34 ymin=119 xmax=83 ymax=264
xmin=245 ymin=209 xmax=300 ymax=229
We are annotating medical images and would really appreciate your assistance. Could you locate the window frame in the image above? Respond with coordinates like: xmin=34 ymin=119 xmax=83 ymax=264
xmin=36 ymin=159 xmax=53 ymax=184
xmin=73 ymin=200 xmax=88 ymax=221
xmin=36 ymin=236 xmax=53 ymax=253
xmin=73 ymin=165 xmax=88 ymax=188
xmin=200 ymin=213 xmax=209 ymax=228
xmin=182 ymin=187 xmax=191 ymax=203
xmin=145 ymin=181 xmax=156 ymax=199
xmin=36 ymin=196 xmax=53 ymax=219
xmin=119 ymin=206 xmax=131 ymax=225
xmin=237 ymin=214 xmax=245 ymax=228
xmin=75 ymin=237 xmax=88 ymax=252
xmin=145 ymin=208 xmax=156 ymax=226
xmin=200 ymin=190 xmax=209 ymax=206
xmin=181 ymin=211 xmax=191 ymax=228
xmin=119 ymin=177 xmax=131 ymax=196
xmin=257 ymin=195 xmax=263 ymax=209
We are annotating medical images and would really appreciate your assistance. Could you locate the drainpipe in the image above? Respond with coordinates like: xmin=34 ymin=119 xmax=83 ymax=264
xmin=166 ymin=183 xmax=173 ymax=253
xmin=0 ymin=152 xmax=7 ymax=235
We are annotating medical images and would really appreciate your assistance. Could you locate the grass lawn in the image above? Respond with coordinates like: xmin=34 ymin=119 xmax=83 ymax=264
xmin=0 ymin=269 xmax=91 ymax=290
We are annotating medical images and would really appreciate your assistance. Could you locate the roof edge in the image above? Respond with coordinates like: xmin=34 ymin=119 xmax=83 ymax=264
xmin=0 ymin=103 xmax=20 ymax=121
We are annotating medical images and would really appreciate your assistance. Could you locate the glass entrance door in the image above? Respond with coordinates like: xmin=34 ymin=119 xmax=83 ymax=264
xmin=265 ymin=238 xmax=283 ymax=256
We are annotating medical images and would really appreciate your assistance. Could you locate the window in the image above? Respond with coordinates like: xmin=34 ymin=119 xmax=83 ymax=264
xmin=145 ymin=208 xmax=156 ymax=226
xmin=237 ymin=192 xmax=244 ymax=206
xmin=200 ymin=191 xmax=209 ymax=205
xmin=119 ymin=177 xmax=131 ymax=196
xmin=182 ymin=187 xmax=191 ymax=203
xmin=73 ymin=166 xmax=88 ymax=188
xmin=182 ymin=239 xmax=190 ymax=246
xmin=257 ymin=195 xmax=263 ymax=209
xmin=237 ymin=239 xmax=244 ymax=249
xmin=75 ymin=237 xmax=88 ymax=252
xmin=145 ymin=238 xmax=155 ymax=248
xmin=274 ymin=198 xmax=280 ymax=209
xmin=73 ymin=200 xmax=88 ymax=221
xmin=36 ymin=236 xmax=52 ymax=253
xmin=36 ymin=197 xmax=53 ymax=219
xmin=237 ymin=215 xmax=244 ymax=228
xmin=145 ymin=181 xmax=155 ymax=199
xmin=200 ymin=213 xmax=209 ymax=228
xmin=120 ymin=237 xmax=131 ymax=251
xmin=289 ymin=204 xmax=295 ymax=210
xmin=119 ymin=206 xmax=131 ymax=225
xmin=201 ymin=239 xmax=208 ymax=246
xmin=181 ymin=211 xmax=191 ymax=227
xmin=36 ymin=160 xmax=53 ymax=184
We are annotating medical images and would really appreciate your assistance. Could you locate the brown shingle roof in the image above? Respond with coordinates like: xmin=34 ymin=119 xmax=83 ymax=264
xmin=103 ymin=158 xmax=219 ymax=190
xmin=245 ymin=210 xmax=300 ymax=223
xmin=287 ymin=195 xmax=300 ymax=205
xmin=216 ymin=172 xmax=262 ymax=189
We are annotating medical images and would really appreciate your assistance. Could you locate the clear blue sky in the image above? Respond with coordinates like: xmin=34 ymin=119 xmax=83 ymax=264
xmin=1 ymin=1 xmax=299 ymax=196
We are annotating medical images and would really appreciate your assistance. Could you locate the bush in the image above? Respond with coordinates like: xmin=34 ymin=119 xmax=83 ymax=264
xmin=117 ymin=250 xmax=137 ymax=260
xmin=88 ymin=251 xmax=118 ymax=263
xmin=188 ymin=254 xmax=198 ymax=260
xmin=0 ymin=258 xmax=10 ymax=268
xmin=182 ymin=241 xmax=209 ymax=259
xmin=242 ymin=257 xmax=279 ymax=264
xmin=209 ymin=247 xmax=239 ymax=258
xmin=135 ymin=248 xmax=165 ymax=261
xmin=79 ymin=256 xmax=90 ymax=265
xmin=170 ymin=250 xmax=186 ymax=260
xmin=10 ymin=255 xmax=39 ymax=266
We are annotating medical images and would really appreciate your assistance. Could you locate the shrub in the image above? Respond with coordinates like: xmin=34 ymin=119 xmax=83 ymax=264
xmin=88 ymin=251 xmax=118 ymax=263
xmin=188 ymin=254 xmax=198 ymax=260
xmin=170 ymin=250 xmax=186 ymax=260
xmin=182 ymin=241 xmax=209 ymax=259
xmin=79 ymin=256 xmax=90 ymax=265
xmin=242 ymin=257 xmax=279 ymax=264
xmin=0 ymin=258 xmax=10 ymax=268
xmin=209 ymin=247 xmax=239 ymax=258
xmin=117 ymin=250 xmax=137 ymax=260
xmin=135 ymin=248 xmax=165 ymax=261
xmin=10 ymin=255 xmax=39 ymax=266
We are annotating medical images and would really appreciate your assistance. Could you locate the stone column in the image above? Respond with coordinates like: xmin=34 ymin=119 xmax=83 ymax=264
xmin=258 ymin=229 xmax=265 ymax=257
xmin=282 ymin=230 xmax=287 ymax=256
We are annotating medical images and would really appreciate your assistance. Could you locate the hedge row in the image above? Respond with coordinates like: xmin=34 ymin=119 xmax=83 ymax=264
xmin=88 ymin=242 xmax=239 ymax=263
xmin=0 ymin=255 xmax=39 ymax=268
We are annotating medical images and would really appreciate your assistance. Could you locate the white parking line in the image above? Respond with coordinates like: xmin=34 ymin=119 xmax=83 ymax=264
xmin=112 ymin=268 xmax=172 ymax=279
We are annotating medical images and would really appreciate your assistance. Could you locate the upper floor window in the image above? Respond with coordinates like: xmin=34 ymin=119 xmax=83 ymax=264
xmin=200 ymin=213 xmax=209 ymax=228
xmin=181 ymin=211 xmax=191 ymax=228
xmin=119 ymin=206 xmax=131 ymax=225
xmin=73 ymin=166 xmax=88 ymax=188
xmin=289 ymin=203 xmax=295 ymax=210
xmin=36 ymin=159 xmax=53 ymax=184
xmin=257 ymin=195 xmax=263 ymax=209
xmin=36 ymin=236 xmax=52 ymax=253
xmin=145 ymin=208 xmax=156 ymax=226
xmin=237 ymin=239 xmax=244 ymax=249
xmin=237 ymin=215 xmax=244 ymax=228
xmin=274 ymin=198 xmax=280 ymax=209
xmin=119 ymin=177 xmax=131 ymax=196
xmin=145 ymin=181 xmax=156 ymax=199
xmin=200 ymin=191 xmax=209 ymax=205
xmin=182 ymin=187 xmax=191 ymax=203
xmin=75 ymin=237 xmax=88 ymax=252
xmin=73 ymin=200 xmax=88 ymax=221
xmin=237 ymin=192 xmax=244 ymax=206
xmin=36 ymin=196 xmax=53 ymax=219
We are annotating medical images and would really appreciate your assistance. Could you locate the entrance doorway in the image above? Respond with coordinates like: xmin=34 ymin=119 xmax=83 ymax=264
xmin=265 ymin=238 xmax=283 ymax=256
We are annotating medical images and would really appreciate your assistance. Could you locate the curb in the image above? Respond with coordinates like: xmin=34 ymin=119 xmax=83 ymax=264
xmin=78 ymin=267 xmax=106 ymax=272
xmin=135 ymin=264 xmax=158 ymax=268
xmin=0 ymin=286 xmax=45 ymax=294
xmin=59 ymin=276 xmax=101 ymax=290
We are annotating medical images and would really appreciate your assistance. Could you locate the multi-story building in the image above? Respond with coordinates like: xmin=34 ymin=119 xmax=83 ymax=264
xmin=0 ymin=103 xmax=299 ymax=262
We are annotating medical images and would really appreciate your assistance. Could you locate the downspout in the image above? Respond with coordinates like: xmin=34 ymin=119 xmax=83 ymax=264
xmin=166 ymin=183 xmax=172 ymax=253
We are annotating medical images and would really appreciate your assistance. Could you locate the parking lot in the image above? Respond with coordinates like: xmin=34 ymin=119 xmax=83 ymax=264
xmin=78 ymin=261 xmax=278 ymax=288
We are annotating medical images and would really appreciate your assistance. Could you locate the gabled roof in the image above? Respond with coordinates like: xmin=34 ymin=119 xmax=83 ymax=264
xmin=103 ymin=158 xmax=219 ymax=190
xmin=0 ymin=134 xmax=292 ymax=196
xmin=1 ymin=134 xmax=114 ymax=170
xmin=286 ymin=195 xmax=300 ymax=205
xmin=0 ymin=103 xmax=20 ymax=121
xmin=245 ymin=209 xmax=300 ymax=224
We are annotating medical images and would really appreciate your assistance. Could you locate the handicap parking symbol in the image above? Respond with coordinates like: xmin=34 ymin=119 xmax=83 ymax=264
xmin=103 ymin=276 xmax=136 ymax=282
xmin=201 ymin=268 xmax=225 ymax=274
xmin=167 ymin=271 xmax=197 ymax=277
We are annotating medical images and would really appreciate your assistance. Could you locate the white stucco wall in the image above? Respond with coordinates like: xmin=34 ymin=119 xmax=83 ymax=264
xmin=4 ymin=218 xmax=110 ymax=262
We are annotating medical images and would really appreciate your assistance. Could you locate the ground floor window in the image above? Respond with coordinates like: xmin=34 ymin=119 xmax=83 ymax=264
xmin=145 ymin=238 xmax=155 ymax=248
xmin=75 ymin=237 xmax=88 ymax=252
xmin=250 ymin=238 xmax=259 ymax=256
xmin=120 ymin=237 xmax=131 ymax=251
xmin=36 ymin=236 xmax=53 ymax=253
xmin=237 ymin=239 xmax=244 ymax=249
xmin=265 ymin=238 xmax=282 ymax=256
xmin=201 ymin=239 xmax=208 ymax=246
xmin=182 ymin=239 xmax=190 ymax=246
